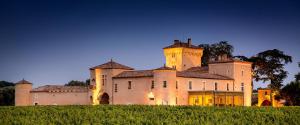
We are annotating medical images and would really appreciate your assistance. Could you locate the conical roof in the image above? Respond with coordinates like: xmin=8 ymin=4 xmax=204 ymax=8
xmin=90 ymin=60 xmax=134 ymax=70
xmin=16 ymin=79 xmax=32 ymax=84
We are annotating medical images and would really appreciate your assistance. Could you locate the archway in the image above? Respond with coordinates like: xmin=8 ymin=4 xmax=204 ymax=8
xmin=100 ymin=93 xmax=109 ymax=104
xmin=261 ymin=100 xmax=272 ymax=106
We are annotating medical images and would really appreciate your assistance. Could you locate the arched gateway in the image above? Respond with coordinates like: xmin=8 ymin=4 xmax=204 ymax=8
xmin=100 ymin=93 xmax=109 ymax=104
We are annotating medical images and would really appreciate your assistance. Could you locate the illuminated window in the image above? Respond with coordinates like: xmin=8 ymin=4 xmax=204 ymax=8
xmin=227 ymin=83 xmax=229 ymax=91
xmin=215 ymin=82 xmax=218 ymax=91
xmin=151 ymin=81 xmax=154 ymax=89
xmin=241 ymin=83 xmax=244 ymax=91
xmin=114 ymin=84 xmax=118 ymax=92
xmin=176 ymin=81 xmax=178 ymax=89
xmin=163 ymin=81 xmax=167 ymax=88
xmin=128 ymin=81 xmax=132 ymax=89
xmin=189 ymin=81 xmax=192 ymax=90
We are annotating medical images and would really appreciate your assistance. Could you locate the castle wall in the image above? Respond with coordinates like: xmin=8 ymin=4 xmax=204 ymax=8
xmin=30 ymin=91 xmax=90 ymax=105
xmin=209 ymin=62 xmax=252 ymax=106
xmin=176 ymin=77 xmax=234 ymax=105
xmin=113 ymin=77 xmax=153 ymax=104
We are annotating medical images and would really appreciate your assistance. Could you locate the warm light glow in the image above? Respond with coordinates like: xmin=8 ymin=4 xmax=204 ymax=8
xmin=148 ymin=92 xmax=155 ymax=99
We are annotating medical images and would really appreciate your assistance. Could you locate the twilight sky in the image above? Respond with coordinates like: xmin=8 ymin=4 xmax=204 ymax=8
xmin=0 ymin=0 xmax=299 ymax=88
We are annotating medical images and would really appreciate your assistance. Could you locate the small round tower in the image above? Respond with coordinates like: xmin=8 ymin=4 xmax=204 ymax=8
xmin=15 ymin=79 xmax=32 ymax=106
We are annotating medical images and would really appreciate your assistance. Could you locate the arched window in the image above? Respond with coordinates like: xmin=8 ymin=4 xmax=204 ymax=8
xmin=189 ymin=81 xmax=192 ymax=90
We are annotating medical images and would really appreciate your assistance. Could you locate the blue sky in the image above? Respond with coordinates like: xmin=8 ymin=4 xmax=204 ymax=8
xmin=0 ymin=0 xmax=299 ymax=88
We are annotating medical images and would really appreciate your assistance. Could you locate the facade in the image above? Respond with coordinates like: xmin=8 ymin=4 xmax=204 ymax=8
xmin=15 ymin=38 xmax=253 ymax=106
xmin=15 ymin=80 xmax=90 ymax=106
xmin=90 ymin=38 xmax=253 ymax=106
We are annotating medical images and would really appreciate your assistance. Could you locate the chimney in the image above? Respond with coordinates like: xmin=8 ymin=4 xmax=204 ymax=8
xmin=187 ymin=38 xmax=191 ymax=46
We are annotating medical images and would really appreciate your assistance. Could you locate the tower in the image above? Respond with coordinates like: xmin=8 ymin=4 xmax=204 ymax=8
xmin=163 ymin=38 xmax=203 ymax=71
xmin=15 ymin=79 xmax=32 ymax=106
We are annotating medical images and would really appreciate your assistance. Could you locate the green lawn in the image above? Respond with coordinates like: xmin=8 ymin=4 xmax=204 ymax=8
xmin=0 ymin=105 xmax=299 ymax=125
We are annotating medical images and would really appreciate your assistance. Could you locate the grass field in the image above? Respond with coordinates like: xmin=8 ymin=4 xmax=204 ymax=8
xmin=0 ymin=105 xmax=299 ymax=125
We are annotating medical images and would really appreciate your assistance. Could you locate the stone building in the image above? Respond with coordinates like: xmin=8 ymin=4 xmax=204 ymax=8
xmin=15 ymin=38 xmax=253 ymax=106
xmin=90 ymin=38 xmax=253 ymax=106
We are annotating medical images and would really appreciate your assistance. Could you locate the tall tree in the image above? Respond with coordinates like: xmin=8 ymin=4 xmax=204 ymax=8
xmin=0 ymin=81 xmax=15 ymax=106
xmin=199 ymin=41 xmax=234 ymax=66
xmin=295 ymin=62 xmax=300 ymax=82
xmin=65 ymin=80 xmax=88 ymax=86
xmin=251 ymin=49 xmax=292 ymax=90
xmin=281 ymin=81 xmax=300 ymax=105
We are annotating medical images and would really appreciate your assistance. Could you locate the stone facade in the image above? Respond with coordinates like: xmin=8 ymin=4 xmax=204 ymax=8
xmin=15 ymin=38 xmax=253 ymax=106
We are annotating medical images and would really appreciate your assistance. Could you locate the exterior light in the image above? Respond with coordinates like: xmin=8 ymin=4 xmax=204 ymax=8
xmin=148 ymin=92 xmax=155 ymax=100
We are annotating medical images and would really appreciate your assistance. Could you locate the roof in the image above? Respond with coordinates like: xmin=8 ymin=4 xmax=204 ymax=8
xmin=30 ymin=85 xmax=88 ymax=93
xmin=16 ymin=79 xmax=32 ymax=84
xmin=154 ymin=66 xmax=175 ymax=70
xmin=90 ymin=60 xmax=134 ymax=70
xmin=185 ymin=66 xmax=209 ymax=73
xmin=163 ymin=39 xmax=202 ymax=49
xmin=208 ymin=59 xmax=252 ymax=65
xmin=177 ymin=71 xmax=233 ymax=80
xmin=113 ymin=70 xmax=154 ymax=78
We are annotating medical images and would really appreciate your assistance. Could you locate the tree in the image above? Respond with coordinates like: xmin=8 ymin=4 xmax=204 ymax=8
xmin=235 ymin=49 xmax=292 ymax=90
xmin=65 ymin=80 xmax=90 ymax=86
xmin=252 ymin=49 xmax=292 ymax=90
xmin=281 ymin=81 xmax=300 ymax=105
xmin=0 ymin=81 xmax=15 ymax=106
xmin=199 ymin=41 xmax=234 ymax=66
xmin=295 ymin=62 xmax=300 ymax=82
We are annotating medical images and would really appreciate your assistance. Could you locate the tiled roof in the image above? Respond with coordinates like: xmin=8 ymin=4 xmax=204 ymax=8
xmin=113 ymin=70 xmax=154 ymax=78
xmin=16 ymin=79 xmax=32 ymax=84
xmin=154 ymin=66 xmax=175 ymax=70
xmin=208 ymin=59 xmax=252 ymax=64
xmin=30 ymin=85 xmax=88 ymax=93
xmin=177 ymin=71 xmax=233 ymax=80
xmin=185 ymin=66 xmax=209 ymax=73
xmin=163 ymin=41 xmax=202 ymax=49
xmin=90 ymin=60 xmax=134 ymax=70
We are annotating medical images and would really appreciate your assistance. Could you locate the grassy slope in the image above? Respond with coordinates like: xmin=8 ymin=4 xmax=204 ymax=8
xmin=0 ymin=105 xmax=299 ymax=125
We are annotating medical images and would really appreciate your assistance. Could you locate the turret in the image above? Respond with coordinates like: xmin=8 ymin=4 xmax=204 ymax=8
xmin=15 ymin=79 xmax=32 ymax=106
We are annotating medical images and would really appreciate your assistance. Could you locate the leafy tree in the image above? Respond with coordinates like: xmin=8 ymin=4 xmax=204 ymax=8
xmin=252 ymin=49 xmax=292 ymax=90
xmin=199 ymin=41 xmax=234 ymax=66
xmin=295 ymin=62 xmax=300 ymax=82
xmin=281 ymin=81 xmax=300 ymax=105
xmin=65 ymin=80 xmax=89 ymax=86
xmin=0 ymin=81 xmax=15 ymax=106
xmin=235 ymin=49 xmax=292 ymax=90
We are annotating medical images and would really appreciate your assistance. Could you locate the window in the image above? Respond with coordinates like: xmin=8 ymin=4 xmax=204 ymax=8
xmin=151 ymin=81 xmax=154 ymax=89
xmin=102 ymin=75 xmax=106 ymax=86
xmin=114 ymin=84 xmax=118 ymax=92
xmin=128 ymin=81 xmax=132 ymax=89
xmin=163 ymin=81 xmax=167 ymax=88
xmin=176 ymin=81 xmax=178 ymax=89
xmin=241 ymin=83 xmax=244 ymax=91
xmin=203 ymin=81 xmax=206 ymax=90
xmin=242 ymin=70 xmax=244 ymax=76
xmin=227 ymin=83 xmax=229 ymax=91
xmin=176 ymin=97 xmax=177 ymax=104
xmin=215 ymin=82 xmax=218 ymax=91
xmin=189 ymin=81 xmax=192 ymax=90
xmin=265 ymin=91 xmax=268 ymax=95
